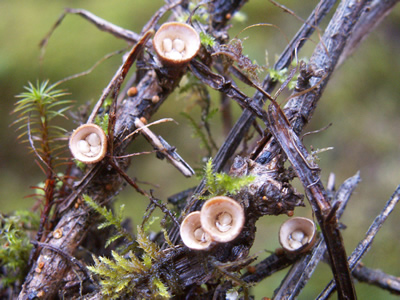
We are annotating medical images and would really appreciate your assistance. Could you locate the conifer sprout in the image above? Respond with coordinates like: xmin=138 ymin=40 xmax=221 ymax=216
xmin=279 ymin=217 xmax=317 ymax=254
xmin=200 ymin=196 xmax=245 ymax=243
xmin=180 ymin=211 xmax=212 ymax=250
xmin=153 ymin=22 xmax=200 ymax=66
xmin=69 ymin=123 xmax=107 ymax=164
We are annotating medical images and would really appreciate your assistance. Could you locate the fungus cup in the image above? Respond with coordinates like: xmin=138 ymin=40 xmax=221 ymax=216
xmin=180 ymin=211 xmax=212 ymax=250
xmin=200 ymin=196 xmax=245 ymax=243
xmin=69 ymin=123 xmax=107 ymax=164
xmin=153 ymin=22 xmax=200 ymax=67
xmin=279 ymin=217 xmax=317 ymax=254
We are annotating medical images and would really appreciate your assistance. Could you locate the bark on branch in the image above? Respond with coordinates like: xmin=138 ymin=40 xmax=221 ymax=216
xmin=15 ymin=0 xmax=399 ymax=299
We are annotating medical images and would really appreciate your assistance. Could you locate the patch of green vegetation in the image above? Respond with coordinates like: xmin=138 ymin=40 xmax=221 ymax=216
xmin=13 ymin=80 xmax=73 ymax=226
xmin=83 ymin=195 xmax=135 ymax=250
xmin=265 ymin=54 xmax=309 ymax=91
xmin=84 ymin=195 xmax=172 ymax=299
xmin=74 ymin=159 xmax=87 ymax=171
xmin=0 ymin=210 xmax=39 ymax=286
xmin=201 ymin=158 xmax=255 ymax=199
xmin=200 ymin=32 xmax=216 ymax=48
xmin=177 ymin=1 xmax=210 ymax=24
xmin=13 ymin=80 xmax=72 ymax=146
xmin=94 ymin=97 xmax=112 ymax=133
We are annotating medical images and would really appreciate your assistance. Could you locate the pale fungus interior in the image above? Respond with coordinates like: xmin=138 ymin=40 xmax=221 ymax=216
xmin=215 ymin=212 xmax=233 ymax=233
xmin=287 ymin=229 xmax=309 ymax=250
xmin=162 ymin=37 xmax=186 ymax=60
xmin=193 ymin=226 xmax=209 ymax=244
xmin=77 ymin=132 xmax=102 ymax=157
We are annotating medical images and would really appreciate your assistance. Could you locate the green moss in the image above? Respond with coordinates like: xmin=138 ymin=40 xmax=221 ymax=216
xmin=0 ymin=210 xmax=39 ymax=286
xmin=201 ymin=158 xmax=255 ymax=199
xmin=94 ymin=113 xmax=110 ymax=133
xmin=84 ymin=195 xmax=173 ymax=298
xmin=82 ymin=195 xmax=136 ymax=250
xmin=200 ymin=32 xmax=216 ymax=48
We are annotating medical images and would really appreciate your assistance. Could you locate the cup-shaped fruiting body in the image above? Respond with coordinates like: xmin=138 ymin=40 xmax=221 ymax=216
xmin=279 ymin=217 xmax=317 ymax=254
xmin=69 ymin=123 xmax=107 ymax=164
xmin=180 ymin=211 xmax=212 ymax=250
xmin=153 ymin=22 xmax=200 ymax=67
xmin=200 ymin=196 xmax=245 ymax=243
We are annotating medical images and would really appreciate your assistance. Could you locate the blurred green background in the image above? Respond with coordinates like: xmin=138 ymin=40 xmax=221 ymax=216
xmin=1 ymin=0 xmax=399 ymax=298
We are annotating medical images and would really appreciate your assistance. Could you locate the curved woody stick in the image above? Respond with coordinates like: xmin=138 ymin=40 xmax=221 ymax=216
xmin=87 ymin=29 xmax=154 ymax=124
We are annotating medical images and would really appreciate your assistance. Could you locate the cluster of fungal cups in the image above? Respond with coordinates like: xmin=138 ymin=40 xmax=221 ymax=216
xmin=67 ymin=21 xmax=318 ymax=257
xmin=180 ymin=197 xmax=317 ymax=254
xmin=69 ymin=22 xmax=201 ymax=165
xmin=69 ymin=124 xmax=107 ymax=164
xmin=180 ymin=196 xmax=245 ymax=250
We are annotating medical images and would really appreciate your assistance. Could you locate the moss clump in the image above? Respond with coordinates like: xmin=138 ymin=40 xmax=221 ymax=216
xmin=0 ymin=210 xmax=39 ymax=286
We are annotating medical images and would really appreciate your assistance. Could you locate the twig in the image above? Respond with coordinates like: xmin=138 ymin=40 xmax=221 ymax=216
xmin=20 ymin=2 xmax=201 ymax=296
xmin=167 ymin=0 xmax=337 ymax=244
xmin=149 ymin=193 xmax=180 ymax=228
xmin=271 ymin=173 xmax=361 ymax=299
xmin=54 ymin=48 xmax=127 ymax=86
xmin=317 ymin=185 xmax=400 ymax=299
xmin=286 ymin=0 xmax=373 ymax=134
xmin=352 ymin=263 xmax=400 ymax=295
xmin=189 ymin=55 xmax=355 ymax=299
xmin=31 ymin=240 xmax=91 ymax=281
xmin=42 ymin=8 xmax=143 ymax=47
xmin=268 ymin=102 xmax=356 ymax=299
xmin=57 ymin=164 xmax=102 ymax=214
xmin=141 ymin=0 xmax=184 ymax=33
xmin=338 ymin=0 xmax=400 ymax=66
xmin=87 ymin=30 xmax=154 ymax=124
xmin=242 ymin=252 xmax=295 ymax=285
xmin=112 ymin=150 xmax=157 ymax=159
xmin=272 ymin=238 xmax=325 ymax=300
xmin=197 ymin=0 xmax=337 ymax=176
xmin=108 ymin=159 xmax=150 ymax=198
xmin=334 ymin=172 xmax=361 ymax=219
xmin=134 ymin=118 xmax=195 ymax=177
xmin=266 ymin=0 xmax=374 ymax=298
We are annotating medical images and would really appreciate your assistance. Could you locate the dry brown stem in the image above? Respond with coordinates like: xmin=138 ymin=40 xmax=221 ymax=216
xmin=15 ymin=0 xmax=400 ymax=299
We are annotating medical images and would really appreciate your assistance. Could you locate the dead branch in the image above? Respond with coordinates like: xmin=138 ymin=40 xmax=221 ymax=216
xmin=14 ymin=0 xmax=399 ymax=299
xmin=317 ymin=185 xmax=400 ymax=299
xmin=352 ymin=264 xmax=400 ymax=295
xmin=338 ymin=0 xmax=400 ymax=66
xmin=272 ymin=172 xmax=361 ymax=299
xmin=18 ymin=2 xmax=247 ymax=299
